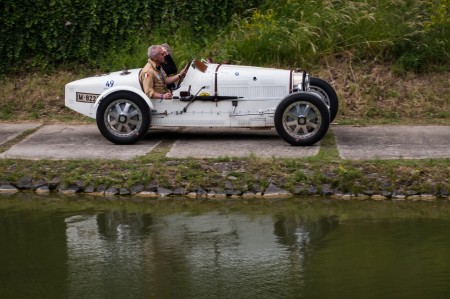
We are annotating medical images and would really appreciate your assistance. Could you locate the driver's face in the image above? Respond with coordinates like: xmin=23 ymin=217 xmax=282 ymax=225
xmin=155 ymin=48 xmax=166 ymax=64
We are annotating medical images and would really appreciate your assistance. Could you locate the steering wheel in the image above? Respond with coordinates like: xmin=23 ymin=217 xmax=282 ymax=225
xmin=175 ymin=62 xmax=190 ymax=88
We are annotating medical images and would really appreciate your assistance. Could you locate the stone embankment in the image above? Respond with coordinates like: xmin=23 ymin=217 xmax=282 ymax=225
xmin=1 ymin=176 xmax=448 ymax=201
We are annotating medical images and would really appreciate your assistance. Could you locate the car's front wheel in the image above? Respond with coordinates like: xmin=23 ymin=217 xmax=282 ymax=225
xmin=274 ymin=93 xmax=330 ymax=146
xmin=96 ymin=92 xmax=150 ymax=144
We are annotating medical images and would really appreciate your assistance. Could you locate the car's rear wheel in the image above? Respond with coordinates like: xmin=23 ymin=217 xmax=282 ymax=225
xmin=310 ymin=77 xmax=339 ymax=122
xmin=274 ymin=93 xmax=330 ymax=146
xmin=96 ymin=92 xmax=150 ymax=144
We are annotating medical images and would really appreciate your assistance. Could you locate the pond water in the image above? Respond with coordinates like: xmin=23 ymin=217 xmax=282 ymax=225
xmin=1 ymin=194 xmax=450 ymax=299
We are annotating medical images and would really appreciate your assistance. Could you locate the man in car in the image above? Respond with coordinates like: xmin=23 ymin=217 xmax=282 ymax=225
xmin=161 ymin=43 xmax=178 ymax=90
xmin=140 ymin=45 xmax=184 ymax=101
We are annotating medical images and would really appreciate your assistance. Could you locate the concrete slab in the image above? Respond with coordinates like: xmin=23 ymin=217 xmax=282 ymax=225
xmin=333 ymin=125 xmax=450 ymax=160
xmin=0 ymin=124 xmax=160 ymax=160
xmin=0 ymin=123 xmax=41 ymax=145
xmin=166 ymin=127 xmax=320 ymax=158
xmin=3 ymin=123 xmax=447 ymax=161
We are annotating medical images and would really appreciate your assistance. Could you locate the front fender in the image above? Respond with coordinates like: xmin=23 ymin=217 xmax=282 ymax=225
xmin=271 ymin=91 xmax=327 ymax=112
xmin=94 ymin=86 xmax=154 ymax=110
xmin=292 ymin=91 xmax=324 ymax=101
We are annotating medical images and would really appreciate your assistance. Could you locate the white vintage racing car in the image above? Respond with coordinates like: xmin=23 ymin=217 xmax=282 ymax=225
xmin=65 ymin=59 xmax=338 ymax=146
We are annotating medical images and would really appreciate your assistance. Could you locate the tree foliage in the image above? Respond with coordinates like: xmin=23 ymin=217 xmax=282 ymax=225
xmin=0 ymin=0 xmax=262 ymax=74
xmin=0 ymin=0 xmax=447 ymax=74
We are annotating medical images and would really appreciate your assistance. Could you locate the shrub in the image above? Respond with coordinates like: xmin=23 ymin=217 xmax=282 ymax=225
xmin=0 ymin=0 xmax=262 ymax=74
xmin=207 ymin=0 xmax=449 ymax=71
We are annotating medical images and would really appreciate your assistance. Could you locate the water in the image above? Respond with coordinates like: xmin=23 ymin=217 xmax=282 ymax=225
xmin=1 ymin=194 xmax=450 ymax=299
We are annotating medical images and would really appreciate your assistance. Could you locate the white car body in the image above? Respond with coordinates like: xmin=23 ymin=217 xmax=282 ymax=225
xmin=65 ymin=60 xmax=337 ymax=145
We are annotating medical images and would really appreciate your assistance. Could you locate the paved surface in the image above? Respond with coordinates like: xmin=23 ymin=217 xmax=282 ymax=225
xmin=166 ymin=128 xmax=319 ymax=158
xmin=0 ymin=123 xmax=449 ymax=160
xmin=0 ymin=124 xmax=159 ymax=160
xmin=333 ymin=125 xmax=450 ymax=160
xmin=0 ymin=123 xmax=41 ymax=146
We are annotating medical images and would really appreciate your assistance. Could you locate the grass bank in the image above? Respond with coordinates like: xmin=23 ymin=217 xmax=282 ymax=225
xmin=1 ymin=58 xmax=448 ymax=125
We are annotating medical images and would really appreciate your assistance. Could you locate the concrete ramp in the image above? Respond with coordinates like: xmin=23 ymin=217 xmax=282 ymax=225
xmin=165 ymin=127 xmax=320 ymax=158
xmin=0 ymin=124 xmax=160 ymax=160
xmin=0 ymin=123 xmax=41 ymax=146
xmin=333 ymin=125 xmax=450 ymax=160
xmin=1 ymin=124 xmax=449 ymax=161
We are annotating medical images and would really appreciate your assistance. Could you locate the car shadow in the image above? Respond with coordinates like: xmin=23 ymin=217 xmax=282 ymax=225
xmin=145 ymin=127 xmax=280 ymax=141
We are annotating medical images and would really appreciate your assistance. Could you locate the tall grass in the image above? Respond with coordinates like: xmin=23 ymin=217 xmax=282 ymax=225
xmin=96 ymin=24 xmax=204 ymax=72
xmin=206 ymin=0 xmax=448 ymax=71
xmin=96 ymin=0 xmax=448 ymax=73
xmin=95 ymin=35 xmax=149 ymax=72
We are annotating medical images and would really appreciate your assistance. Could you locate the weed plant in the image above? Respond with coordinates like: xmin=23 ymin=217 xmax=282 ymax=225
xmin=205 ymin=0 xmax=448 ymax=72
xmin=92 ymin=0 xmax=448 ymax=74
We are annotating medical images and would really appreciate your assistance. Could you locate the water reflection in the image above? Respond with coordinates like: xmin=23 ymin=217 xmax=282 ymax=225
xmin=64 ymin=209 xmax=338 ymax=299
xmin=2 ymin=195 xmax=450 ymax=299
xmin=0 ymin=208 xmax=68 ymax=298
xmin=66 ymin=212 xmax=154 ymax=298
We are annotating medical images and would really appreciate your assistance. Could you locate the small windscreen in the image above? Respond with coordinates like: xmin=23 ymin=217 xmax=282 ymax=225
xmin=193 ymin=60 xmax=207 ymax=73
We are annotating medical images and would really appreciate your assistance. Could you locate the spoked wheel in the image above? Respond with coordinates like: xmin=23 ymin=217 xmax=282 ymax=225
xmin=96 ymin=92 xmax=150 ymax=144
xmin=309 ymin=77 xmax=339 ymax=122
xmin=274 ymin=93 xmax=330 ymax=146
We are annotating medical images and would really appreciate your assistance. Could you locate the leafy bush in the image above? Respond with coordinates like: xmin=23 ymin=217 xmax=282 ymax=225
xmin=1 ymin=0 xmax=447 ymax=74
xmin=393 ymin=0 xmax=450 ymax=73
xmin=1 ymin=0 xmax=150 ymax=73
xmin=0 ymin=0 xmax=262 ymax=74
xmin=207 ymin=0 xmax=449 ymax=71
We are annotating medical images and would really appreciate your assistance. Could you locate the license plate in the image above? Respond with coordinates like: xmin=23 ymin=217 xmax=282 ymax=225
xmin=76 ymin=92 xmax=99 ymax=103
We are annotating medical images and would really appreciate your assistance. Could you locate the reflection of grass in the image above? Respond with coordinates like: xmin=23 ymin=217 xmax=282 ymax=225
xmin=2 ymin=194 xmax=450 ymax=222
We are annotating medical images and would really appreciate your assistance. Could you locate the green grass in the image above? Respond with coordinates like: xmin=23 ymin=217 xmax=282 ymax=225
xmin=197 ymin=0 xmax=449 ymax=72
xmin=84 ymin=0 xmax=449 ymax=74
xmin=1 ymin=147 xmax=448 ymax=197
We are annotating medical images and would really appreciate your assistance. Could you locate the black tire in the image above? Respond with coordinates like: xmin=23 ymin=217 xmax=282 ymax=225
xmin=274 ymin=93 xmax=330 ymax=146
xmin=310 ymin=77 xmax=339 ymax=122
xmin=96 ymin=92 xmax=150 ymax=144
